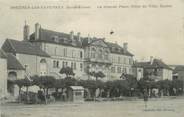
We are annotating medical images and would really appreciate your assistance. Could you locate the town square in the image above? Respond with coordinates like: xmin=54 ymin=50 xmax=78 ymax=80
xmin=0 ymin=0 xmax=184 ymax=117
xmin=1 ymin=97 xmax=184 ymax=117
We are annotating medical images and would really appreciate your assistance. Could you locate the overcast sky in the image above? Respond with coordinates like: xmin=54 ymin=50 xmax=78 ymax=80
xmin=0 ymin=0 xmax=183 ymax=65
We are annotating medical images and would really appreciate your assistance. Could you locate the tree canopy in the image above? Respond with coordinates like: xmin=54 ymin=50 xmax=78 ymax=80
xmin=59 ymin=67 xmax=75 ymax=78
xmin=89 ymin=71 xmax=105 ymax=81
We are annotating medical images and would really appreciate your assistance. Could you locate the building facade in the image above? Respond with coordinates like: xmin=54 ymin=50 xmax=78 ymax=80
xmin=28 ymin=23 xmax=134 ymax=80
xmin=1 ymin=22 xmax=134 ymax=82
xmin=133 ymin=58 xmax=173 ymax=81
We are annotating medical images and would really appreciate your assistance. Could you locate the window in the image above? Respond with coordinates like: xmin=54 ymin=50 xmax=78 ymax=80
xmin=71 ymin=62 xmax=74 ymax=69
xmin=53 ymin=60 xmax=59 ymax=68
xmin=117 ymin=67 xmax=121 ymax=73
xmin=80 ymin=63 xmax=83 ymax=71
xmin=129 ymin=68 xmax=132 ymax=74
xmin=24 ymin=64 xmax=28 ymax=71
xmin=123 ymin=67 xmax=127 ymax=74
xmin=72 ymin=50 xmax=75 ymax=58
xmin=62 ymin=61 xmax=65 ymax=68
xmin=54 ymin=47 xmax=57 ymax=55
xmin=53 ymin=60 xmax=56 ymax=68
xmin=118 ymin=57 xmax=121 ymax=63
xmin=123 ymin=58 xmax=126 ymax=64
xmin=91 ymin=48 xmax=96 ymax=58
xmin=74 ymin=62 xmax=77 ymax=70
xmin=62 ymin=61 xmax=68 ymax=68
xmin=56 ymin=61 xmax=59 ymax=68
xmin=80 ymin=51 xmax=83 ymax=58
xmin=129 ymin=58 xmax=132 ymax=65
xmin=104 ymin=50 xmax=108 ymax=60
xmin=111 ymin=67 xmax=116 ymax=73
xmin=64 ymin=48 xmax=67 ymax=57
xmin=98 ymin=49 xmax=103 ymax=59
xmin=40 ymin=59 xmax=47 ymax=76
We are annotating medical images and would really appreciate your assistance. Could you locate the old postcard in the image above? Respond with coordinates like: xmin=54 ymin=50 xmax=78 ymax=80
xmin=0 ymin=0 xmax=184 ymax=117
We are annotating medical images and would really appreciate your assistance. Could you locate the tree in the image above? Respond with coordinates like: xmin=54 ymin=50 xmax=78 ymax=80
xmin=40 ymin=76 xmax=56 ymax=95
xmin=64 ymin=77 xmax=77 ymax=86
xmin=31 ymin=75 xmax=41 ymax=88
xmin=31 ymin=75 xmax=56 ymax=104
xmin=22 ymin=78 xmax=32 ymax=95
xmin=78 ymin=80 xmax=103 ymax=98
xmin=59 ymin=67 xmax=75 ymax=78
xmin=14 ymin=79 xmax=26 ymax=95
xmin=157 ymin=79 xmax=172 ymax=96
xmin=54 ymin=79 xmax=65 ymax=92
xmin=31 ymin=75 xmax=56 ymax=95
xmin=89 ymin=71 xmax=105 ymax=81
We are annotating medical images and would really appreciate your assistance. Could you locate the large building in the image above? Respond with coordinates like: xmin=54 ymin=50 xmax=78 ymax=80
xmin=28 ymin=23 xmax=134 ymax=80
xmin=1 ymin=22 xmax=134 ymax=82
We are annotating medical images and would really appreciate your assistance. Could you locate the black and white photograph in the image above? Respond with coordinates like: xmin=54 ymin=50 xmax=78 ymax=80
xmin=0 ymin=0 xmax=184 ymax=117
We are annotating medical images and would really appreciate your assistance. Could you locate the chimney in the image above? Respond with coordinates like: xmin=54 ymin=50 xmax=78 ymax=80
xmin=87 ymin=34 xmax=91 ymax=43
xmin=70 ymin=31 xmax=74 ymax=40
xmin=123 ymin=42 xmax=128 ymax=53
xmin=150 ymin=56 xmax=154 ymax=65
xmin=77 ymin=32 xmax=81 ymax=41
xmin=23 ymin=21 xmax=30 ymax=41
xmin=35 ymin=23 xmax=41 ymax=40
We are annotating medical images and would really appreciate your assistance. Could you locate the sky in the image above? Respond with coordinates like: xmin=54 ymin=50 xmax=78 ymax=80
xmin=0 ymin=0 xmax=183 ymax=65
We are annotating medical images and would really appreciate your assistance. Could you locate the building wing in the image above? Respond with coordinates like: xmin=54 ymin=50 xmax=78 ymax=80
xmin=2 ymin=39 xmax=50 ymax=57
xmin=134 ymin=59 xmax=172 ymax=70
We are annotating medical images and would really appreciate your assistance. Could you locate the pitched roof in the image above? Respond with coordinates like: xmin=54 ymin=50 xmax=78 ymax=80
xmin=106 ymin=42 xmax=134 ymax=56
xmin=2 ymin=39 xmax=50 ymax=57
xmin=171 ymin=65 xmax=184 ymax=74
xmin=0 ymin=49 xmax=7 ymax=59
xmin=134 ymin=59 xmax=172 ymax=70
xmin=133 ymin=62 xmax=151 ymax=67
xmin=6 ymin=53 xmax=25 ymax=70
xmin=29 ymin=27 xmax=133 ymax=56
xmin=151 ymin=59 xmax=172 ymax=70
xmin=30 ymin=29 xmax=82 ymax=48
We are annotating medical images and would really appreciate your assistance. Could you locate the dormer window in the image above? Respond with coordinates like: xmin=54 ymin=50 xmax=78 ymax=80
xmin=112 ymin=47 xmax=116 ymax=51
xmin=115 ymin=48 xmax=119 ymax=51
xmin=119 ymin=48 xmax=121 ymax=52
xmin=52 ymin=36 xmax=59 ymax=43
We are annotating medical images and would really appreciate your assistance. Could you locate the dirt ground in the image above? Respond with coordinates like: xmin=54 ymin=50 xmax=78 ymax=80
xmin=1 ymin=98 xmax=184 ymax=117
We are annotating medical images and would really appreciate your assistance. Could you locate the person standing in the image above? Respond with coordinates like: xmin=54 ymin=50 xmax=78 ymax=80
xmin=143 ymin=89 xmax=149 ymax=109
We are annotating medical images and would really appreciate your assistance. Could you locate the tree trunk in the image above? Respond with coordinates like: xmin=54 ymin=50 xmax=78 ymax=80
xmin=18 ymin=87 xmax=21 ymax=103
xmin=43 ymin=88 xmax=47 ymax=104
xmin=55 ymin=88 xmax=58 ymax=93
xmin=26 ymin=86 xmax=28 ymax=95
xmin=19 ymin=87 xmax=21 ymax=95
xmin=46 ymin=88 xmax=49 ymax=96
xmin=96 ymin=77 xmax=98 ymax=81
xmin=26 ymin=86 xmax=29 ymax=104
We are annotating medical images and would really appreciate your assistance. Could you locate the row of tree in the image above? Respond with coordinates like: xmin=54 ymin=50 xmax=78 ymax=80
xmin=12 ymin=74 xmax=184 ymax=99
xmin=11 ymin=66 xmax=184 ymax=100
